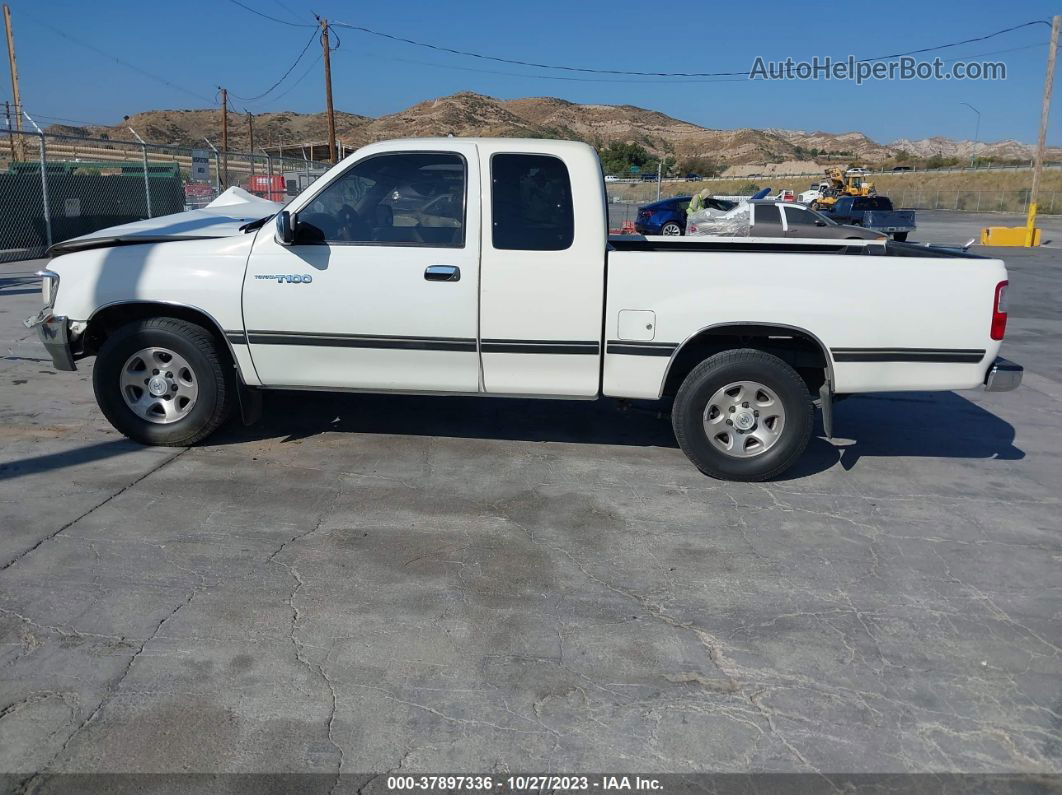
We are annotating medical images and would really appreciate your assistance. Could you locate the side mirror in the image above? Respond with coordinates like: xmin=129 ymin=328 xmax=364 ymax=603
xmin=275 ymin=210 xmax=295 ymax=245
xmin=815 ymin=220 xmax=827 ymax=226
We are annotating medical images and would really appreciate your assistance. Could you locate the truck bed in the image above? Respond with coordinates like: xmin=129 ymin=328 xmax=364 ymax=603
xmin=602 ymin=235 xmax=1002 ymax=400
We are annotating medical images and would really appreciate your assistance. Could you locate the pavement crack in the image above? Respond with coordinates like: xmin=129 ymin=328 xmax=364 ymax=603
xmin=0 ymin=607 xmax=128 ymax=644
xmin=0 ymin=448 xmax=188 ymax=573
xmin=16 ymin=584 xmax=200 ymax=793
xmin=267 ymin=487 xmax=345 ymax=790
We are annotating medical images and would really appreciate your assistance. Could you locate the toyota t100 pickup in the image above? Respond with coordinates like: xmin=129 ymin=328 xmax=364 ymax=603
xmin=26 ymin=138 xmax=1022 ymax=481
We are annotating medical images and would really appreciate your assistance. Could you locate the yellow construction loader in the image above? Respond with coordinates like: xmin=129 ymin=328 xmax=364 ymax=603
xmin=802 ymin=166 xmax=876 ymax=211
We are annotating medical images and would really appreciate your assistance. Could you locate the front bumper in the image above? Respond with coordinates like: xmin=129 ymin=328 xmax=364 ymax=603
xmin=984 ymin=356 xmax=1022 ymax=392
xmin=24 ymin=311 xmax=76 ymax=371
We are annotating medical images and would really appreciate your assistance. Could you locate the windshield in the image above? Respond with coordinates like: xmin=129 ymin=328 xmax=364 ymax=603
xmin=807 ymin=206 xmax=838 ymax=225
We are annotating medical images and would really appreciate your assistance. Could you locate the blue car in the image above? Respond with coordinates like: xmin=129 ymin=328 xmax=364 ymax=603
xmin=634 ymin=195 xmax=737 ymax=236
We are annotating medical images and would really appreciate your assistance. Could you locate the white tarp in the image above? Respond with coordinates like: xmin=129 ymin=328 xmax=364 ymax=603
xmin=686 ymin=204 xmax=751 ymax=236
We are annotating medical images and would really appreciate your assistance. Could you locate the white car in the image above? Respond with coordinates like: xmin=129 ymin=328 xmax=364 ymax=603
xmin=26 ymin=138 xmax=1021 ymax=481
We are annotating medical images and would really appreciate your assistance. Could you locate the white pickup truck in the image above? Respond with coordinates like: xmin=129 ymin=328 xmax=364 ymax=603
xmin=26 ymin=138 xmax=1021 ymax=481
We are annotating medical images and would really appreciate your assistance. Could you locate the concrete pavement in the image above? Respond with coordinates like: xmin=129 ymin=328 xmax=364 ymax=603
xmin=0 ymin=241 xmax=1059 ymax=788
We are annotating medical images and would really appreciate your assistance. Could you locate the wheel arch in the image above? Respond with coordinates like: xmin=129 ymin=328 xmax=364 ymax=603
xmin=83 ymin=300 xmax=248 ymax=383
xmin=660 ymin=322 xmax=834 ymax=399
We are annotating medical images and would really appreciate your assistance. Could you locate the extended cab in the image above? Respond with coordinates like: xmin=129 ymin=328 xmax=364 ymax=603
xmin=26 ymin=138 xmax=1021 ymax=481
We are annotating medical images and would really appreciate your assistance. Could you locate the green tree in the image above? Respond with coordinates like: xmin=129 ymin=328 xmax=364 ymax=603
xmin=598 ymin=141 xmax=652 ymax=175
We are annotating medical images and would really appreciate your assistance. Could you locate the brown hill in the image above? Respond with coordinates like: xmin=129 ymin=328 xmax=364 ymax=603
xmin=45 ymin=92 xmax=1060 ymax=165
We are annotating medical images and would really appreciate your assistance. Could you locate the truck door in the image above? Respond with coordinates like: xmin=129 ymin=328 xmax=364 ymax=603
xmin=242 ymin=144 xmax=482 ymax=392
xmin=478 ymin=146 xmax=607 ymax=396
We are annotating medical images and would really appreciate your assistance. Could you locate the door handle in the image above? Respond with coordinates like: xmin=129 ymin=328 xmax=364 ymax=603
xmin=425 ymin=265 xmax=460 ymax=282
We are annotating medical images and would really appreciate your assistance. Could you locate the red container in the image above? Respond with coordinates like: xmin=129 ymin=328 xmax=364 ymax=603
xmin=245 ymin=175 xmax=286 ymax=203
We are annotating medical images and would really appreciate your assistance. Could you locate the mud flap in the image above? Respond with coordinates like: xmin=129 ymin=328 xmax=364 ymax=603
xmin=819 ymin=379 xmax=834 ymax=440
xmin=235 ymin=380 xmax=263 ymax=426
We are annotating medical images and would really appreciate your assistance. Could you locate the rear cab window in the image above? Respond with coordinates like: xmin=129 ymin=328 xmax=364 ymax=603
xmin=491 ymin=154 xmax=574 ymax=250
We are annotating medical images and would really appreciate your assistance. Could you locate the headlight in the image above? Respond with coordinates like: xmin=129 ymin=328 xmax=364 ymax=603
xmin=37 ymin=270 xmax=59 ymax=308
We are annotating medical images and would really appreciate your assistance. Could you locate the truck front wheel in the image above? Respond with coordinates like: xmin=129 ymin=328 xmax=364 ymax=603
xmin=92 ymin=317 xmax=234 ymax=446
xmin=672 ymin=349 xmax=813 ymax=481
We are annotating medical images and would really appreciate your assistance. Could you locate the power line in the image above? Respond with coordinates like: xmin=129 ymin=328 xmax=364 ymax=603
xmin=330 ymin=19 xmax=1051 ymax=78
xmin=230 ymin=27 xmax=318 ymax=100
xmin=267 ymin=0 xmax=306 ymax=24
xmin=226 ymin=0 xmax=315 ymax=27
xmin=351 ymin=39 xmax=1050 ymax=85
xmin=268 ymin=53 xmax=322 ymax=102
xmin=20 ymin=12 xmax=215 ymax=103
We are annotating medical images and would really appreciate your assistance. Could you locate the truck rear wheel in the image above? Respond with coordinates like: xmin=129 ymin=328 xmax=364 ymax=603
xmin=893 ymin=231 xmax=909 ymax=242
xmin=672 ymin=349 xmax=813 ymax=481
xmin=92 ymin=317 xmax=234 ymax=446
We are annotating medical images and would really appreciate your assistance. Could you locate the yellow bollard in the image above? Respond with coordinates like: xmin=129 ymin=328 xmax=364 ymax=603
xmin=1025 ymin=202 xmax=1039 ymax=246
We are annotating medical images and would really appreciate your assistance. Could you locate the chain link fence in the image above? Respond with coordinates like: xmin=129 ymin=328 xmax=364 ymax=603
xmin=3 ymin=126 xmax=1058 ymax=259
xmin=0 ymin=128 xmax=330 ymax=262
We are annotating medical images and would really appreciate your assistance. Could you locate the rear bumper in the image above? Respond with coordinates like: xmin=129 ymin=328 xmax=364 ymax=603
xmin=984 ymin=356 xmax=1022 ymax=392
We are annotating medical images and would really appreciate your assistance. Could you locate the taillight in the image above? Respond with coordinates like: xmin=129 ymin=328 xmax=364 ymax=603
xmin=990 ymin=280 xmax=1008 ymax=340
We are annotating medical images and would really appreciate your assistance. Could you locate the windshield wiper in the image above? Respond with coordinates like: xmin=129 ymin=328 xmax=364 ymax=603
xmin=239 ymin=214 xmax=276 ymax=233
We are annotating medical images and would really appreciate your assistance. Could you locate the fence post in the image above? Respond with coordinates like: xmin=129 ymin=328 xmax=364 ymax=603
xmin=203 ymin=138 xmax=220 ymax=194
xmin=23 ymin=112 xmax=52 ymax=248
xmin=128 ymin=127 xmax=152 ymax=218
xmin=977 ymin=192 xmax=982 ymax=212
xmin=955 ymin=190 xmax=959 ymax=210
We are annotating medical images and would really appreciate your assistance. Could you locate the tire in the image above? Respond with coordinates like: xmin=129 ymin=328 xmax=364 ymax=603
xmin=893 ymin=231 xmax=909 ymax=242
xmin=671 ymin=349 xmax=813 ymax=481
xmin=92 ymin=317 xmax=234 ymax=446
xmin=660 ymin=221 xmax=683 ymax=236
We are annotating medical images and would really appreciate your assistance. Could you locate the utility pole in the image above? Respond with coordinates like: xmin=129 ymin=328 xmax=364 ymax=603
xmin=320 ymin=17 xmax=337 ymax=163
xmin=220 ymin=87 xmax=229 ymax=188
xmin=247 ymin=111 xmax=255 ymax=176
xmin=1026 ymin=15 xmax=1060 ymax=247
xmin=3 ymin=4 xmax=23 ymax=160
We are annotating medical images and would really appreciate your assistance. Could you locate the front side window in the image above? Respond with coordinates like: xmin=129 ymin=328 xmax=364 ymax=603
xmin=298 ymin=152 xmax=465 ymax=247
xmin=491 ymin=154 xmax=574 ymax=251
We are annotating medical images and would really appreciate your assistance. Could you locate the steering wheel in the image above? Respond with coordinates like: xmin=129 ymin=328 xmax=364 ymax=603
xmin=337 ymin=204 xmax=371 ymax=241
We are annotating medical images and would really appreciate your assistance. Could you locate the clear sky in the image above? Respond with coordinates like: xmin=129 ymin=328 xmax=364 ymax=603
xmin=8 ymin=0 xmax=1062 ymax=147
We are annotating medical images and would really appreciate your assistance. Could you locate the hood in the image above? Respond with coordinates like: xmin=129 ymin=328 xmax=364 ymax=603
xmin=47 ymin=187 xmax=284 ymax=256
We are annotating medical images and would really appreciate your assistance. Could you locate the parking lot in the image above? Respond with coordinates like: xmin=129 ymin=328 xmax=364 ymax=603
xmin=1 ymin=216 xmax=1060 ymax=785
